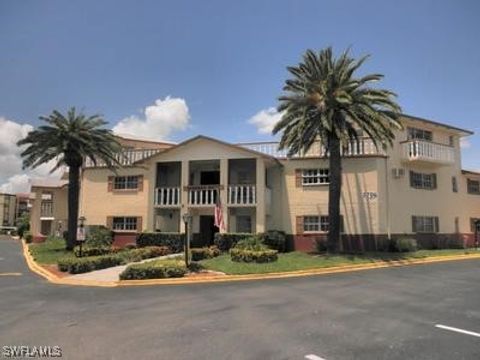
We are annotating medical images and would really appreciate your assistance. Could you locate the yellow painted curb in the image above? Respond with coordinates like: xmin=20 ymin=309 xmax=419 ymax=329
xmin=21 ymin=240 xmax=480 ymax=287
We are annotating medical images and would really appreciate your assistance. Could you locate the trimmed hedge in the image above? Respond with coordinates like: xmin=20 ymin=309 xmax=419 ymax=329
xmin=117 ymin=246 xmax=170 ymax=262
xmin=230 ymin=248 xmax=278 ymax=263
xmin=74 ymin=246 xmax=111 ymax=257
xmin=24 ymin=231 xmax=33 ymax=244
xmin=191 ymin=246 xmax=220 ymax=261
xmin=57 ymin=255 xmax=123 ymax=274
xmin=390 ymin=238 xmax=418 ymax=252
xmin=119 ymin=260 xmax=187 ymax=280
xmin=260 ymin=230 xmax=287 ymax=252
xmin=137 ymin=232 xmax=184 ymax=253
xmin=214 ymin=233 xmax=252 ymax=251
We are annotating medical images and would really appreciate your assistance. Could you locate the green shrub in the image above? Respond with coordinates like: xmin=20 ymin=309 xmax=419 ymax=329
xmin=24 ymin=231 xmax=33 ymax=244
xmin=188 ymin=261 xmax=204 ymax=272
xmin=119 ymin=260 xmax=187 ymax=280
xmin=16 ymin=213 xmax=30 ymax=238
xmin=85 ymin=226 xmax=113 ymax=247
xmin=74 ymin=246 xmax=111 ymax=257
xmin=260 ymin=230 xmax=287 ymax=252
xmin=234 ymin=236 xmax=268 ymax=251
xmin=230 ymin=248 xmax=278 ymax=263
xmin=137 ymin=232 xmax=184 ymax=253
xmin=191 ymin=246 xmax=220 ymax=261
xmin=315 ymin=238 xmax=327 ymax=253
xmin=57 ymin=255 xmax=123 ymax=274
xmin=118 ymin=246 xmax=170 ymax=263
xmin=124 ymin=243 xmax=138 ymax=249
xmin=390 ymin=238 xmax=418 ymax=252
xmin=214 ymin=233 xmax=252 ymax=251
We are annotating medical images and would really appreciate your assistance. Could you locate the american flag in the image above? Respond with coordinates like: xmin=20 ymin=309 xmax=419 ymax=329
xmin=214 ymin=198 xmax=225 ymax=231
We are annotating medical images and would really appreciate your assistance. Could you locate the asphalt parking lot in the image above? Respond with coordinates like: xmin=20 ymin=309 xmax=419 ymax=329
xmin=1 ymin=236 xmax=479 ymax=359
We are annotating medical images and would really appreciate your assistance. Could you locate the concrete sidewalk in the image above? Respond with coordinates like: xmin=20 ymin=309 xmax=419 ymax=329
xmin=67 ymin=253 xmax=183 ymax=281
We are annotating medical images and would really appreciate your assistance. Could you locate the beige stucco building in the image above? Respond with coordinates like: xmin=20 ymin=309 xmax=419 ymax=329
xmin=0 ymin=193 xmax=17 ymax=228
xmin=30 ymin=179 xmax=68 ymax=241
xmin=73 ymin=114 xmax=480 ymax=251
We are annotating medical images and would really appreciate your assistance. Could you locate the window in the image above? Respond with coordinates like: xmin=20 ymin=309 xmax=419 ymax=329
xmin=303 ymin=215 xmax=343 ymax=233
xmin=407 ymin=127 xmax=432 ymax=141
xmin=114 ymin=176 xmax=139 ymax=190
xmin=412 ymin=216 xmax=439 ymax=233
xmin=470 ymin=218 xmax=480 ymax=233
xmin=236 ymin=215 xmax=252 ymax=233
xmin=410 ymin=171 xmax=437 ymax=190
xmin=467 ymin=179 xmax=480 ymax=195
xmin=452 ymin=176 xmax=458 ymax=193
xmin=449 ymin=136 xmax=455 ymax=147
xmin=302 ymin=169 xmax=330 ymax=185
xmin=112 ymin=217 xmax=137 ymax=231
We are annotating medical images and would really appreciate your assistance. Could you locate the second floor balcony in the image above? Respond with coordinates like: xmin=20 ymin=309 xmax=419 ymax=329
xmin=401 ymin=140 xmax=455 ymax=165
xmin=239 ymin=138 xmax=383 ymax=158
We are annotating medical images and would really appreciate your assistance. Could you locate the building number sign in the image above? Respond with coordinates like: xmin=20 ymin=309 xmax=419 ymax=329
xmin=362 ymin=192 xmax=378 ymax=201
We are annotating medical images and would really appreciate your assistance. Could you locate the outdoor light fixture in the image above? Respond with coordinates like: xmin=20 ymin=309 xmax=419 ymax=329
xmin=77 ymin=216 xmax=87 ymax=257
xmin=182 ymin=213 xmax=193 ymax=267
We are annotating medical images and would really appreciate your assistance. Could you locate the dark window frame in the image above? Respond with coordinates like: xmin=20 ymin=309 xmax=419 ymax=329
xmin=302 ymin=168 xmax=330 ymax=186
xmin=112 ymin=217 xmax=138 ymax=231
xmin=407 ymin=127 xmax=433 ymax=142
xmin=410 ymin=171 xmax=437 ymax=190
xmin=412 ymin=216 xmax=439 ymax=233
xmin=113 ymin=176 xmax=139 ymax=190
xmin=467 ymin=179 xmax=480 ymax=195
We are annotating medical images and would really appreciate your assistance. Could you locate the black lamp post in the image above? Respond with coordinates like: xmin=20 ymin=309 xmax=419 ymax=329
xmin=182 ymin=212 xmax=192 ymax=267
xmin=78 ymin=216 xmax=86 ymax=257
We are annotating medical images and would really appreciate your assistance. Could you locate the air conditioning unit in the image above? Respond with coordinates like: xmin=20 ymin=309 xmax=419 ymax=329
xmin=392 ymin=168 xmax=405 ymax=179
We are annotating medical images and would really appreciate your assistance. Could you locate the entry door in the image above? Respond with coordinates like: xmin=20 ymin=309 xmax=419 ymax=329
xmin=199 ymin=215 xmax=218 ymax=246
xmin=200 ymin=171 xmax=220 ymax=185
xmin=40 ymin=220 xmax=53 ymax=236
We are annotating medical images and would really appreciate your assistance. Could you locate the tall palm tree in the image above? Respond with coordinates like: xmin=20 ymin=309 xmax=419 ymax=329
xmin=18 ymin=108 xmax=122 ymax=250
xmin=273 ymin=48 xmax=402 ymax=253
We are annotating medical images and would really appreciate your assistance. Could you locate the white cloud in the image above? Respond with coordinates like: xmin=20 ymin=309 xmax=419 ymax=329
xmin=112 ymin=97 xmax=190 ymax=140
xmin=0 ymin=117 xmax=62 ymax=194
xmin=247 ymin=107 xmax=284 ymax=134
xmin=460 ymin=137 xmax=471 ymax=149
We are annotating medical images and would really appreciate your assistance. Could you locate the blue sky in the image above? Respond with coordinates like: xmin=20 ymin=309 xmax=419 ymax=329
xmin=0 ymin=0 xmax=479 ymax=190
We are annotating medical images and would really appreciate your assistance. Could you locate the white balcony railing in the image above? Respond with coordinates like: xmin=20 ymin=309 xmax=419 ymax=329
xmin=401 ymin=140 xmax=455 ymax=164
xmin=154 ymin=187 xmax=181 ymax=206
xmin=228 ymin=185 xmax=256 ymax=205
xmin=188 ymin=186 xmax=220 ymax=206
xmin=239 ymin=138 xmax=383 ymax=158
xmin=84 ymin=148 xmax=163 ymax=168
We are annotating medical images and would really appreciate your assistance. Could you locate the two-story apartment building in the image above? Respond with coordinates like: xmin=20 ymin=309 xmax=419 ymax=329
xmin=73 ymin=114 xmax=480 ymax=251
xmin=29 ymin=178 xmax=68 ymax=241
xmin=0 ymin=193 xmax=16 ymax=229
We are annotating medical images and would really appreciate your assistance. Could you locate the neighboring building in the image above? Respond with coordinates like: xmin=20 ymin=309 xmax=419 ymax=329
xmin=0 ymin=193 xmax=16 ymax=229
xmin=30 ymin=179 xmax=68 ymax=241
xmin=15 ymin=192 xmax=33 ymax=221
xmin=76 ymin=114 xmax=480 ymax=251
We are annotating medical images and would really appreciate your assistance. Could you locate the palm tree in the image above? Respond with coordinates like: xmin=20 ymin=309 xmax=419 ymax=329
xmin=18 ymin=108 xmax=122 ymax=250
xmin=273 ymin=48 xmax=402 ymax=253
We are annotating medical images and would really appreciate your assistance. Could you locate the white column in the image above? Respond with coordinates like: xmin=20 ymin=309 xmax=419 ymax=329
xmin=220 ymin=158 xmax=229 ymax=233
xmin=255 ymin=158 xmax=266 ymax=233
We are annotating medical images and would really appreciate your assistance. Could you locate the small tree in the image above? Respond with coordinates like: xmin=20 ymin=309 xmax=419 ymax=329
xmin=18 ymin=108 xmax=122 ymax=250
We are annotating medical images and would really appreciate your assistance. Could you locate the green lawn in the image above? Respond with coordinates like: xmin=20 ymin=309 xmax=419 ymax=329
xmin=28 ymin=237 xmax=75 ymax=264
xmin=199 ymin=249 xmax=477 ymax=275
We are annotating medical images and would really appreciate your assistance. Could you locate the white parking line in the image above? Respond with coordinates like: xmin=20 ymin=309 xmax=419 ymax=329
xmin=305 ymin=354 xmax=326 ymax=360
xmin=435 ymin=324 xmax=480 ymax=338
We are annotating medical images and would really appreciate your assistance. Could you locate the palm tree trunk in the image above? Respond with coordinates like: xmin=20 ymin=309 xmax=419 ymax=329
xmin=327 ymin=135 xmax=342 ymax=253
xmin=66 ymin=166 xmax=80 ymax=250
